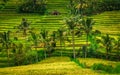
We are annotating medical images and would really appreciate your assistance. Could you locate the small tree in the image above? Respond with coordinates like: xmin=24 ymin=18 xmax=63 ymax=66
xmin=100 ymin=34 xmax=114 ymax=59
xmin=57 ymin=27 xmax=69 ymax=56
xmin=40 ymin=28 xmax=48 ymax=59
xmin=18 ymin=18 xmax=30 ymax=36
xmin=1 ymin=31 xmax=11 ymax=66
xmin=88 ymin=30 xmax=101 ymax=57
xmin=65 ymin=16 xmax=81 ymax=59
xmin=81 ymin=17 xmax=95 ymax=58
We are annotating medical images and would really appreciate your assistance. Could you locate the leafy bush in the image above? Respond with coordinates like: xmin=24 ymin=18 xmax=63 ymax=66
xmin=37 ymin=50 xmax=44 ymax=61
xmin=17 ymin=0 xmax=47 ymax=14
xmin=98 ymin=0 xmax=120 ymax=11
xmin=82 ymin=0 xmax=120 ymax=15
xmin=91 ymin=63 xmax=113 ymax=73
xmin=92 ymin=63 xmax=105 ymax=70
xmin=14 ymin=49 xmax=39 ymax=66
xmin=0 ymin=4 xmax=5 ymax=10
xmin=112 ymin=64 xmax=120 ymax=74
xmin=25 ymin=50 xmax=38 ymax=64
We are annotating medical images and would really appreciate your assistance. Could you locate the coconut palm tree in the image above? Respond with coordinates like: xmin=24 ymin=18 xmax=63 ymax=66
xmin=50 ymin=31 xmax=56 ymax=48
xmin=57 ymin=28 xmax=64 ymax=56
xmin=48 ymin=31 xmax=56 ymax=56
xmin=100 ymin=34 xmax=114 ymax=59
xmin=57 ymin=27 xmax=69 ymax=56
xmin=40 ymin=28 xmax=48 ymax=59
xmin=65 ymin=16 xmax=79 ymax=59
xmin=81 ymin=17 xmax=94 ymax=58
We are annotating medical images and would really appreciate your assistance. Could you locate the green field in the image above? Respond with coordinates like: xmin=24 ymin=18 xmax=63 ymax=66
xmin=1 ymin=57 xmax=120 ymax=75
xmin=0 ymin=0 xmax=120 ymax=75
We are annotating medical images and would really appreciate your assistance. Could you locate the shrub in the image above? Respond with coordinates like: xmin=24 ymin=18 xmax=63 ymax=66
xmin=98 ymin=0 xmax=120 ymax=11
xmin=112 ymin=64 xmax=120 ymax=74
xmin=88 ymin=47 xmax=96 ymax=58
xmin=14 ymin=49 xmax=39 ymax=66
xmin=91 ymin=63 xmax=113 ymax=73
xmin=25 ymin=50 xmax=38 ymax=64
xmin=17 ymin=0 xmax=47 ymax=14
xmin=37 ymin=50 xmax=44 ymax=61
xmin=82 ymin=0 xmax=120 ymax=15
xmin=92 ymin=63 xmax=105 ymax=70
xmin=0 ymin=4 xmax=5 ymax=10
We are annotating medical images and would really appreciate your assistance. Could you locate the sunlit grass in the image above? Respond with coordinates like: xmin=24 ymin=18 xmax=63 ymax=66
xmin=77 ymin=58 xmax=119 ymax=67
xmin=0 ymin=57 xmax=100 ymax=75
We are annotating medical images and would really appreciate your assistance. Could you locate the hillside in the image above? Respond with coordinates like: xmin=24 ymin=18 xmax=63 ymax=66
xmin=0 ymin=0 xmax=120 ymax=74
xmin=1 ymin=57 xmax=119 ymax=75
xmin=0 ymin=57 xmax=120 ymax=75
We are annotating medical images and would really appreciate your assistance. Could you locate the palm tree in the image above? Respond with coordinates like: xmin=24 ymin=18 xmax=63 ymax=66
xmin=49 ymin=31 xmax=56 ymax=56
xmin=81 ymin=17 xmax=94 ymax=58
xmin=100 ymin=34 xmax=114 ymax=59
xmin=65 ymin=16 xmax=79 ymax=59
xmin=50 ymin=31 xmax=56 ymax=48
xmin=1 ymin=31 xmax=11 ymax=66
xmin=40 ymin=28 xmax=48 ymax=59
xmin=57 ymin=27 xmax=68 ymax=56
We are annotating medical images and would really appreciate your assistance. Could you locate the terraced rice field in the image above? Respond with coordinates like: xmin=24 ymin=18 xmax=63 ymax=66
xmin=0 ymin=0 xmax=120 ymax=71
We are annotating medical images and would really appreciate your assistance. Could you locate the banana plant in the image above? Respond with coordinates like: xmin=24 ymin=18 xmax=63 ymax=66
xmin=40 ymin=28 xmax=48 ymax=59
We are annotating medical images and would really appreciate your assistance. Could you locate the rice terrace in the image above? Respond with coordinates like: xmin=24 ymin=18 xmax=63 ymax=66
xmin=0 ymin=0 xmax=120 ymax=75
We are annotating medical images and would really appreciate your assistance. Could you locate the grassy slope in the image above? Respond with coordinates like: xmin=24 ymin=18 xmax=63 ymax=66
xmin=93 ymin=11 xmax=120 ymax=35
xmin=0 ymin=57 xmax=120 ymax=75
xmin=0 ymin=57 xmax=110 ymax=75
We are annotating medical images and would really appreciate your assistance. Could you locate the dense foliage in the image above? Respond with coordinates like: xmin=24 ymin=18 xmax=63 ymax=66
xmin=69 ymin=0 xmax=120 ymax=15
xmin=18 ymin=0 xmax=47 ymax=14
xmin=91 ymin=63 xmax=120 ymax=74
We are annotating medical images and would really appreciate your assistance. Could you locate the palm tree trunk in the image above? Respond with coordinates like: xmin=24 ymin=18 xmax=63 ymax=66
xmin=44 ymin=47 xmax=46 ymax=59
xmin=118 ymin=49 xmax=120 ymax=61
xmin=106 ymin=47 xmax=108 ymax=59
xmin=60 ymin=39 xmax=62 ymax=56
xmin=80 ymin=0 xmax=83 ymax=16
xmin=72 ymin=30 xmax=75 ymax=59
xmin=7 ymin=48 xmax=9 ymax=66
xmin=85 ymin=34 xmax=88 ymax=58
